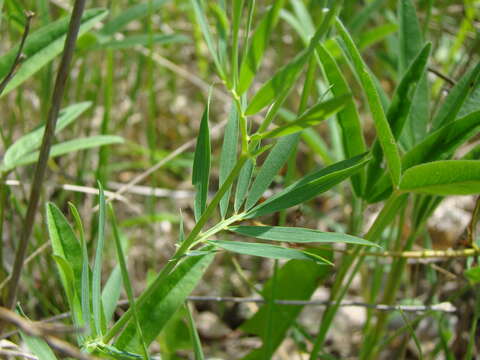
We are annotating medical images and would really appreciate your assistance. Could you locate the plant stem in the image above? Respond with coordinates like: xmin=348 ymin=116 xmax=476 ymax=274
xmin=309 ymin=192 xmax=408 ymax=359
xmin=103 ymin=154 xmax=248 ymax=343
xmin=3 ymin=0 xmax=87 ymax=313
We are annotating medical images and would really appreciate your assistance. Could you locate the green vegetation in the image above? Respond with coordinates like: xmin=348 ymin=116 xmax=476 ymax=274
xmin=0 ymin=0 xmax=479 ymax=359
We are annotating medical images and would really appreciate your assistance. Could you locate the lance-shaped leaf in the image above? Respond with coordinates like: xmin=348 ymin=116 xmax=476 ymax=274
xmin=245 ymin=134 xmax=299 ymax=210
xmin=245 ymin=153 xmax=370 ymax=219
xmin=219 ymin=105 xmax=239 ymax=218
xmin=100 ymin=0 xmax=167 ymax=35
xmin=367 ymin=110 xmax=480 ymax=202
xmin=432 ymin=62 xmax=480 ymax=130
xmin=46 ymin=204 xmax=83 ymax=302
xmin=316 ymin=43 xmax=366 ymax=196
xmin=0 ymin=9 xmax=108 ymax=97
xmin=192 ymin=102 xmax=211 ymax=221
xmin=208 ymin=240 xmax=331 ymax=264
xmin=234 ymin=158 xmax=254 ymax=212
xmin=335 ymin=18 xmax=402 ymax=187
xmin=4 ymin=136 xmax=123 ymax=171
xmin=366 ymin=43 xmax=431 ymax=190
xmin=256 ymin=95 xmax=350 ymax=139
xmin=399 ymin=160 xmax=480 ymax=195
xmin=237 ymin=0 xmax=286 ymax=94
xmin=115 ymin=251 xmax=214 ymax=352
xmin=3 ymin=102 xmax=91 ymax=171
xmin=229 ymin=226 xmax=378 ymax=247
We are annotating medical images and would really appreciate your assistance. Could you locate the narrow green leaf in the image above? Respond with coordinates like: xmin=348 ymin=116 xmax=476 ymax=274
xmin=208 ymin=240 xmax=330 ymax=264
xmin=237 ymin=0 xmax=286 ymax=94
xmin=100 ymin=0 xmax=167 ymax=35
xmin=4 ymin=136 xmax=123 ymax=171
xmin=459 ymin=81 xmax=480 ymax=117
xmin=348 ymin=0 xmax=386 ymax=32
xmin=245 ymin=134 xmax=300 ymax=210
xmin=186 ymin=304 xmax=205 ymax=360
xmin=399 ymin=160 xmax=480 ymax=195
xmin=219 ymin=105 xmax=239 ymax=218
xmin=114 ymin=251 xmax=214 ymax=353
xmin=432 ymin=62 xmax=480 ymax=130
xmin=93 ymin=183 xmax=107 ymax=336
xmin=0 ymin=9 xmax=108 ymax=97
xmin=97 ymin=33 xmax=190 ymax=50
xmin=335 ymin=18 xmax=402 ymax=187
xmin=234 ymin=158 xmax=254 ymax=212
xmin=245 ymin=153 xmax=370 ymax=219
xmin=109 ymin=205 xmax=149 ymax=360
xmin=192 ymin=101 xmax=211 ymax=222
xmin=3 ymin=102 xmax=91 ymax=171
xmin=257 ymin=95 xmax=349 ymax=139
xmin=316 ymin=43 xmax=366 ymax=195
xmin=229 ymin=226 xmax=378 ymax=247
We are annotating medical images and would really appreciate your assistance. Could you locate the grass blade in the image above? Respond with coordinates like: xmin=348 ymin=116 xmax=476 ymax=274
xmin=192 ymin=99 xmax=212 ymax=222
xmin=186 ymin=303 xmax=205 ymax=360
xmin=335 ymin=18 xmax=402 ymax=187
xmin=229 ymin=225 xmax=378 ymax=247
xmin=4 ymin=136 xmax=123 ymax=171
xmin=3 ymin=102 xmax=91 ymax=171
xmin=0 ymin=9 xmax=108 ymax=97
xmin=92 ymin=182 xmax=106 ymax=336
xmin=109 ymin=204 xmax=150 ymax=359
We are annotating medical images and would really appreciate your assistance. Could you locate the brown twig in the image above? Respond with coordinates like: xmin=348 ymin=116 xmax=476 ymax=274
xmin=4 ymin=0 xmax=87 ymax=312
xmin=0 ymin=11 xmax=35 ymax=96
xmin=0 ymin=307 xmax=94 ymax=360
xmin=427 ymin=66 xmax=456 ymax=87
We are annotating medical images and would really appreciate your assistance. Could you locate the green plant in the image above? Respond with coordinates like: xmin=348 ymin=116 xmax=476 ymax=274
xmin=1 ymin=0 xmax=479 ymax=359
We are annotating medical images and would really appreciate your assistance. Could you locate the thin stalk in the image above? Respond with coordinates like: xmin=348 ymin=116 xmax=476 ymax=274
xmin=309 ymin=192 xmax=408 ymax=359
xmin=4 ymin=0 xmax=87 ymax=312
xmin=103 ymin=155 xmax=248 ymax=342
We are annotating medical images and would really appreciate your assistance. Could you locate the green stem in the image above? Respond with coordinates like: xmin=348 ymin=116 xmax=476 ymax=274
xmin=309 ymin=192 xmax=408 ymax=359
xmin=103 ymin=155 xmax=248 ymax=343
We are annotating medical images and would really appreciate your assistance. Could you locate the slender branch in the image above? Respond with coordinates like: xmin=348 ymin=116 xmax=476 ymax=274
xmin=0 ymin=11 xmax=35 ymax=96
xmin=427 ymin=66 xmax=456 ymax=86
xmin=4 ymin=0 xmax=87 ymax=311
